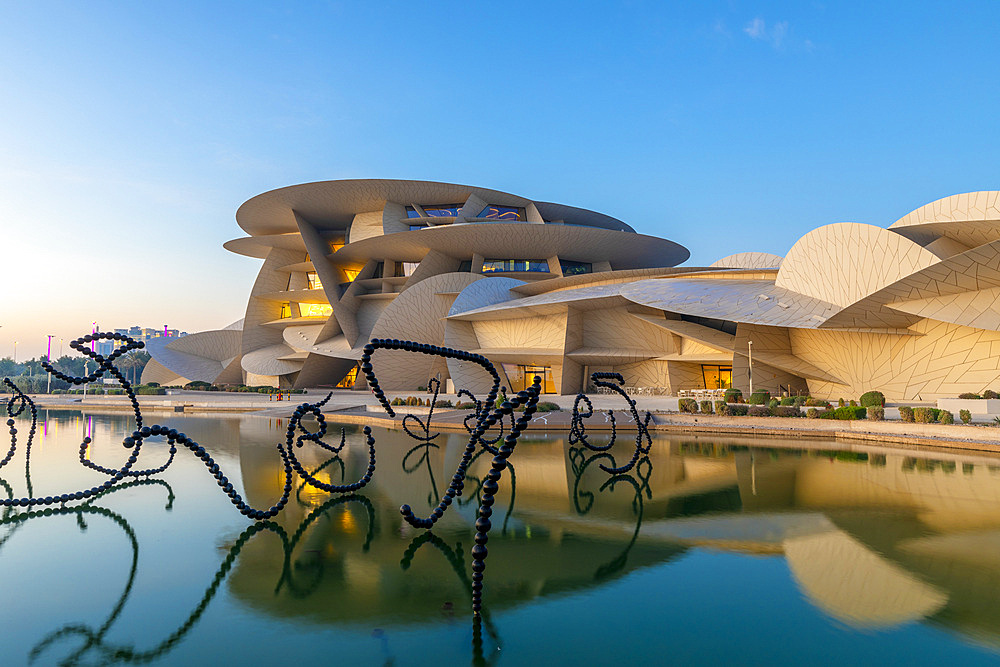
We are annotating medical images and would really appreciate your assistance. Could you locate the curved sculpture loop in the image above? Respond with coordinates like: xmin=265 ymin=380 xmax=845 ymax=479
xmin=569 ymin=371 xmax=653 ymax=474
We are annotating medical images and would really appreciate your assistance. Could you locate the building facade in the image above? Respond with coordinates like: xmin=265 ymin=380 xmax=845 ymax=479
xmin=143 ymin=181 xmax=1000 ymax=401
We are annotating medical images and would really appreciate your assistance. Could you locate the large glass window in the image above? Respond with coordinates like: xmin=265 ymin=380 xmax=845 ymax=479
xmin=407 ymin=204 xmax=463 ymax=218
xmin=336 ymin=365 xmax=359 ymax=388
xmin=477 ymin=205 xmax=524 ymax=221
xmin=560 ymin=260 xmax=592 ymax=276
xmin=299 ymin=303 xmax=333 ymax=318
xmin=306 ymin=272 xmax=323 ymax=290
xmin=504 ymin=364 xmax=556 ymax=394
xmin=482 ymin=259 xmax=549 ymax=273
xmin=279 ymin=302 xmax=292 ymax=319
xmin=701 ymin=365 xmax=733 ymax=389
xmin=409 ymin=224 xmax=426 ymax=231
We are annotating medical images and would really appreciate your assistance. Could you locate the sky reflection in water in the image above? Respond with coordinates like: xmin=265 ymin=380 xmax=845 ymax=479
xmin=3 ymin=409 xmax=1000 ymax=665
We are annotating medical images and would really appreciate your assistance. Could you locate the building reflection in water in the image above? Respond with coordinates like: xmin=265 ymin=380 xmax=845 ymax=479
xmin=231 ymin=420 xmax=1000 ymax=647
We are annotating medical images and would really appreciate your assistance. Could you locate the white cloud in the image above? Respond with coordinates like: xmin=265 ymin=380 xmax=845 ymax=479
xmin=743 ymin=17 xmax=793 ymax=49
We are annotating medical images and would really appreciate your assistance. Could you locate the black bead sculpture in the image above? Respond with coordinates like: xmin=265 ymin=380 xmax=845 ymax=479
xmin=0 ymin=332 xmax=372 ymax=520
xmin=568 ymin=371 xmax=654 ymax=474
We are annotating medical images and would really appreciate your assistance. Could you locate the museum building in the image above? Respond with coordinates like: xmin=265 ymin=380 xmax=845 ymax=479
xmin=142 ymin=180 xmax=1000 ymax=401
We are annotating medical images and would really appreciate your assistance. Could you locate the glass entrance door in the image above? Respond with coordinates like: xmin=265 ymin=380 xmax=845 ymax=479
xmin=504 ymin=364 xmax=557 ymax=394
xmin=701 ymin=365 xmax=732 ymax=389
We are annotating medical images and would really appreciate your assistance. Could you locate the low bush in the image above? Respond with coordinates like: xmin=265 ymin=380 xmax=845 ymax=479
xmin=724 ymin=388 xmax=743 ymax=403
xmin=134 ymin=385 xmax=165 ymax=395
xmin=793 ymin=396 xmax=807 ymax=407
xmin=985 ymin=390 xmax=999 ymax=399
xmin=940 ymin=410 xmax=955 ymax=424
xmin=455 ymin=401 xmax=477 ymax=409
xmin=727 ymin=404 xmax=749 ymax=416
xmin=807 ymin=407 xmax=820 ymax=419
xmin=748 ymin=405 xmax=770 ymax=417
xmin=859 ymin=391 xmax=885 ymax=407
xmin=146 ymin=382 xmax=160 ymax=388
xmin=749 ymin=390 xmax=771 ymax=405
xmin=772 ymin=406 xmax=802 ymax=417
xmin=700 ymin=400 xmax=714 ymax=414
xmin=959 ymin=392 xmax=982 ymax=399
xmin=678 ymin=398 xmax=698 ymax=413
xmin=184 ymin=380 xmax=212 ymax=391
xmin=899 ymin=406 xmax=915 ymax=423
xmin=849 ymin=399 xmax=858 ymax=407
xmin=838 ymin=398 xmax=846 ymax=407
xmin=804 ymin=398 xmax=831 ymax=407
xmin=768 ymin=398 xmax=779 ymax=409
xmin=714 ymin=400 xmax=728 ymax=416
xmin=960 ymin=409 xmax=972 ymax=424
xmin=821 ymin=406 xmax=867 ymax=420
xmin=780 ymin=397 xmax=796 ymax=406
xmin=536 ymin=401 xmax=560 ymax=412
xmin=867 ymin=406 xmax=885 ymax=421
xmin=913 ymin=407 xmax=941 ymax=423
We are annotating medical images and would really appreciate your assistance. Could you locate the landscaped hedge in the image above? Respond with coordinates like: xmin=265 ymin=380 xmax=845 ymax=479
xmin=714 ymin=400 xmax=727 ymax=415
xmin=940 ymin=410 xmax=955 ymax=424
xmin=859 ymin=391 xmax=885 ymax=407
xmin=804 ymin=398 xmax=831 ymax=407
xmin=727 ymin=404 xmax=749 ymax=416
xmin=700 ymin=400 xmax=714 ymax=414
xmin=867 ymin=406 xmax=885 ymax=421
xmin=960 ymin=409 xmax=972 ymax=424
xmin=913 ymin=407 xmax=942 ymax=423
xmin=899 ymin=406 xmax=914 ymax=423
xmin=748 ymin=390 xmax=770 ymax=405
xmin=678 ymin=398 xmax=698 ymax=413
xmin=959 ymin=392 xmax=982 ymax=399
xmin=724 ymin=388 xmax=743 ymax=403
xmin=820 ymin=406 xmax=867 ymax=420
xmin=772 ymin=406 xmax=803 ymax=417
xmin=748 ymin=405 xmax=770 ymax=417
xmin=779 ymin=397 xmax=796 ymax=406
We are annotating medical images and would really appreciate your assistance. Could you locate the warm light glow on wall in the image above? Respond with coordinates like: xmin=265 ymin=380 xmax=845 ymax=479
xmin=343 ymin=269 xmax=360 ymax=282
xmin=306 ymin=272 xmax=323 ymax=290
xmin=299 ymin=303 xmax=333 ymax=317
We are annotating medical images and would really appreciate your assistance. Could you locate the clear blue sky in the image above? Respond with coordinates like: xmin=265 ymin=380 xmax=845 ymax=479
xmin=2 ymin=1 xmax=999 ymax=358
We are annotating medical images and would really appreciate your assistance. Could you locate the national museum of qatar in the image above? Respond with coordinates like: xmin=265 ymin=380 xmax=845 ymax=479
xmin=142 ymin=181 xmax=1000 ymax=401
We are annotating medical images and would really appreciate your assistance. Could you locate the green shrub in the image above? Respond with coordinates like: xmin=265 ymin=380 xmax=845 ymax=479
xmin=960 ymin=409 xmax=972 ymax=424
xmin=773 ymin=406 xmax=802 ymax=417
xmin=804 ymin=398 xmax=830 ymax=407
xmin=134 ymin=385 xmax=165 ymax=395
xmin=940 ymin=410 xmax=954 ymax=424
xmin=724 ymin=388 xmax=743 ymax=403
xmin=749 ymin=390 xmax=770 ymax=405
xmin=780 ymin=397 xmax=796 ymax=406
xmin=678 ymin=398 xmax=698 ymax=413
xmin=899 ymin=406 xmax=915 ymax=423
xmin=807 ymin=407 xmax=820 ymax=419
xmin=913 ymin=407 xmax=941 ymax=423
xmin=867 ymin=406 xmax=884 ymax=421
xmin=537 ymin=401 xmax=560 ymax=412
xmin=859 ymin=391 xmax=885 ymax=407
xmin=821 ymin=406 xmax=867 ymax=420
xmin=700 ymin=400 xmax=713 ymax=414
xmin=793 ymin=396 xmax=807 ymax=407
xmin=837 ymin=398 xmax=846 ymax=407
xmin=958 ymin=392 xmax=982 ymax=399
xmin=748 ymin=405 xmax=770 ymax=417
xmin=986 ymin=390 xmax=999 ymax=400
xmin=391 ymin=397 xmax=403 ymax=405
xmin=714 ymin=400 xmax=727 ymax=416
xmin=849 ymin=399 xmax=858 ymax=407
xmin=727 ymin=404 xmax=749 ymax=416
xmin=455 ymin=401 xmax=477 ymax=409
xmin=184 ymin=380 xmax=212 ymax=391
xmin=146 ymin=382 xmax=160 ymax=388
xmin=768 ymin=398 xmax=779 ymax=409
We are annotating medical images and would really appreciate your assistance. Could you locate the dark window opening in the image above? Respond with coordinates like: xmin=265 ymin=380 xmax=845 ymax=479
xmin=680 ymin=314 xmax=738 ymax=336
xmin=482 ymin=259 xmax=549 ymax=273
xmin=560 ymin=260 xmax=592 ymax=276
xmin=477 ymin=205 xmax=524 ymax=221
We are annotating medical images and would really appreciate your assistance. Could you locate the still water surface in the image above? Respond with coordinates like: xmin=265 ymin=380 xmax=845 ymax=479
xmin=3 ymin=409 xmax=1000 ymax=665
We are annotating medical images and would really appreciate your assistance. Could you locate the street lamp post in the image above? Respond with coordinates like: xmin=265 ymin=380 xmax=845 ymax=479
xmin=13 ymin=341 xmax=17 ymax=364
xmin=46 ymin=335 xmax=54 ymax=394
xmin=748 ymin=340 xmax=754 ymax=396
xmin=83 ymin=360 xmax=89 ymax=397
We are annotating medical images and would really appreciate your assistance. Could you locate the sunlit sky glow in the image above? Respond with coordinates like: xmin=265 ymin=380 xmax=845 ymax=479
xmin=2 ymin=1 xmax=999 ymax=358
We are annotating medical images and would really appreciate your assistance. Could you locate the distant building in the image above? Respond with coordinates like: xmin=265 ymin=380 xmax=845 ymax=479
xmin=89 ymin=325 xmax=188 ymax=356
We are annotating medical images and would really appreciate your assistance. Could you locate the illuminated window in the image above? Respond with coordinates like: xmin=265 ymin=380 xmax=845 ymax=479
xmin=560 ymin=260 xmax=592 ymax=276
xmin=336 ymin=364 xmax=359 ymax=388
xmin=279 ymin=302 xmax=292 ymax=319
xmin=701 ymin=365 xmax=733 ymax=389
xmin=409 ymin=224 xmax=426 ymax=231
xmin=306 ymin=272 xmax=323 ymax=290
xmin=406 ymin=204 xmax=463 ymax=218
xmin=504 ymin=364 xmax=556 ymax=394
xmin=299 ymin=303 xmax=333 ymax=317
xmin=477 ymin=205 xmax=524 ymax=221
xmin=329 ymin=242 xmax=344 ymax=253
xmin=343 ymin=269 xmax=360 ymax=282
xmin=393 ymin=262 xmax=418 ymax=277
xmin=482 ymin=259 xmax=549 ymax=273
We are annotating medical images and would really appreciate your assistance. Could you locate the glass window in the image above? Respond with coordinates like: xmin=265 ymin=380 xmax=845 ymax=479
xmin=409 ymin=224 xmax=426 ymax=231
xmin=701 ymin=365 xmax=733 ymax=389
xmin=477 ymin=205 xmax=524 ymax=221
xmin=279 ymin=302 xmax=292 ymax=319
xmin=336 ymin=364 xmax=359 ymax=388
xmin=300 ymin=303 xmax=333 ymax=318
xmin=504 ymin=364 xmax=556 ymax=394
xmin=306 ymin=272 xmax=323 ymax=290
xmin=343 ymin=269 xmax=361 ymax=282
xmin=482 ymin=259 xmax=549 ymax=273
xmin=559 ymin=260 xmax=592 ymax=276
xmin=408 ymin=204 xmax=463 ymax=218
xmin=458 ymin=260 xmax=473 ymax=272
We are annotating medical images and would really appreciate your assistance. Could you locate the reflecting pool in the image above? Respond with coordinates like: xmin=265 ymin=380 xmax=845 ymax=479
xmin=4 ymin=409 xmax=1000 ymax=665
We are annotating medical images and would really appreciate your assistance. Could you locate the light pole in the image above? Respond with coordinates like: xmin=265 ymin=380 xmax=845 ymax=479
xmin=83 ymin=360 xmax=89 ymax=397
xmin=46 ymin=335 xmax=54 ymax=394
xmin=748 ymin=340 xmax=754 ymax=396
xmin=13 ymin=341 xmax=17 ymax=364
xmin=59 ymin=338 xmax=64 ymax=358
